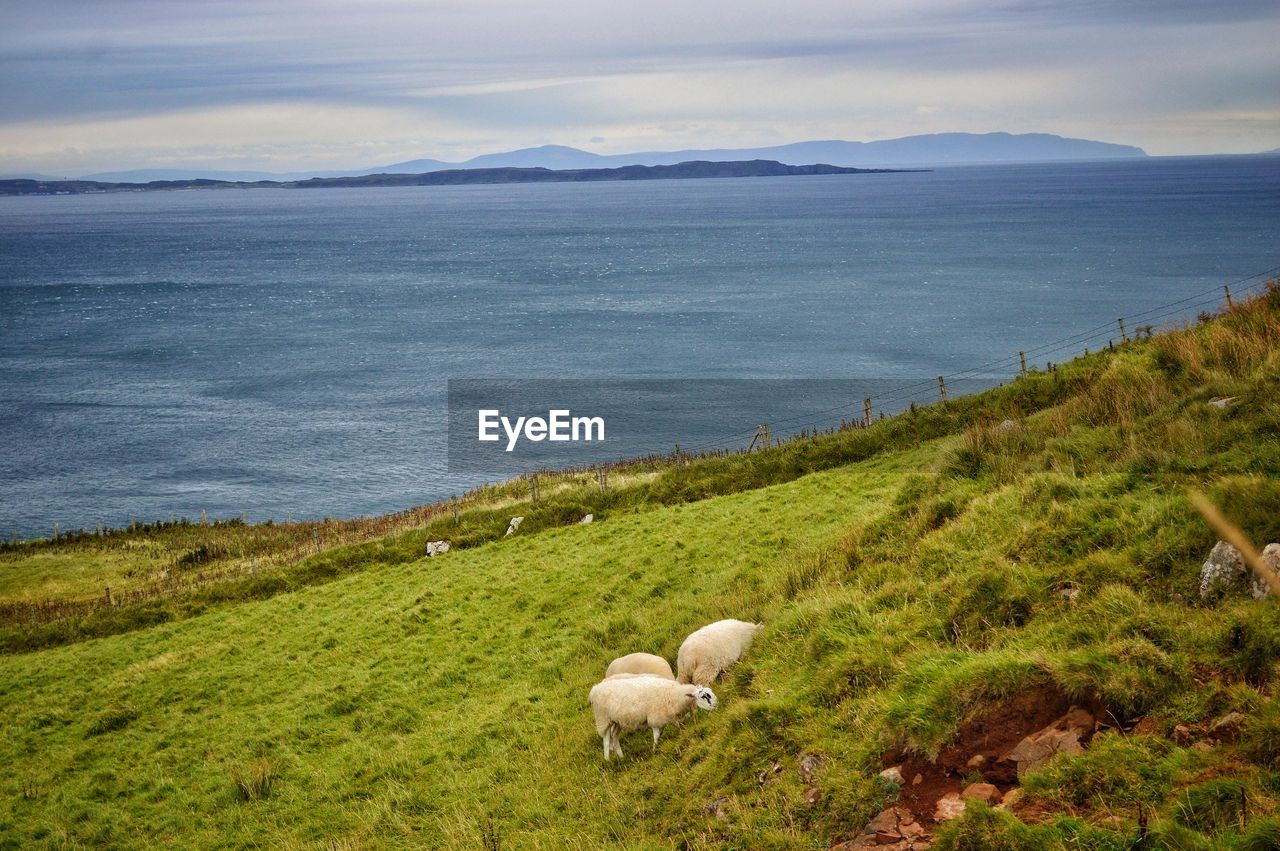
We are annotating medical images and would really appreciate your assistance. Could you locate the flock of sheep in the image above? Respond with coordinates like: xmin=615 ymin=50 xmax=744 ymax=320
xmin=588 ymin=619 xmax=762 ymax=760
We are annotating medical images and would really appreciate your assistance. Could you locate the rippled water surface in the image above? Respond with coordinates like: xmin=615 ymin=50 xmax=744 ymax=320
xmin=2 ymin=156 xmax=1277 ymax=534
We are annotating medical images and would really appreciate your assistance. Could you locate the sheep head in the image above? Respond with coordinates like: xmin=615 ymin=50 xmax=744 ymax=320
xmin=690 ymin=686 xmax=718 ymax=711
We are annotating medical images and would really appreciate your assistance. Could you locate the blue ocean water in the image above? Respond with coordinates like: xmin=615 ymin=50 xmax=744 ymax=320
xmin=1 ymin=156 xmax=1278 ymax=536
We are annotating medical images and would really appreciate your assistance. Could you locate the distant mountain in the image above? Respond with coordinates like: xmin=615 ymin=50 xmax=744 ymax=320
xmin=24 ymin=132 xmax=1149 ymax=184
xmin=0 ymin=160 xmax=910 ymax=196
xmin=375 ymin=133 xmax=1146 ymax=174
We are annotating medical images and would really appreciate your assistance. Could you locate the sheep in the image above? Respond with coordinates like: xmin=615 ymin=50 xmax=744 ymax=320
xmin=676 ymin=619 xmax=762 ymax=686
xmin=605 ymin=652 xmax=675 ymax=681
xmin=588 ymin=675 xmax=717 ymax=759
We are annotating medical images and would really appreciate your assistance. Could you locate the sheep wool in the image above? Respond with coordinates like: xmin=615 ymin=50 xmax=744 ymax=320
xmin=588 ymin=675 xmax=717 ymax=760
xmin=676 ymin=618 xmax=762 ymax=686
xmin=605 ymin=652 xmax=675 ymax=680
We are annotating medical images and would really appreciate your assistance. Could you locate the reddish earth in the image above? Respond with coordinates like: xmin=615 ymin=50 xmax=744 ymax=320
xmin=881 ymin=683 xmax=1109 ymax=825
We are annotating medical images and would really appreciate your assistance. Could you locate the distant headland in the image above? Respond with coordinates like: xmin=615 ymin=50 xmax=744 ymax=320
xmin=0 ymin=160 xmax=913 ymax=196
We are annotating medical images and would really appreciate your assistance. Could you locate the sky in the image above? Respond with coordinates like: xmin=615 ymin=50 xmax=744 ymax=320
xmin=1 ymin=0 xmax=1277 ymax=175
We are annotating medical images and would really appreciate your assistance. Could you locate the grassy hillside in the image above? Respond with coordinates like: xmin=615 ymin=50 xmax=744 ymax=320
xmin=1 ymin=286 xmax=1279 ymax=849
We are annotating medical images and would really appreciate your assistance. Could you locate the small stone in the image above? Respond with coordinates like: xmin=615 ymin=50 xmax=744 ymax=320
xmin=1054 ymin=585 xmax=1080 ymax=602
xmin=803 ymin=787 xmax=822 ymax=806
xmin=1006 ymin=725 xmax=1086 ymax=778
xmin=425 ymin=540 xmax=450 ymax=556
xmin=1192 ymin=741 xmax=1215 ymax=753
xmin=1199 ymin=540 xmax=1269 ymax=599
xmin=997 ymin=419 xmax=1020 ymax=433
xmin=961 ymin=782 xmax=1002 ymax=806
xmin=912 ymin=773 xmax=923 ymax=785
xmin=995 ymin=788 xmax=1021 ymax=811
xmin=878 ymin=766 xmax=904 ymax=785
xmin=965 ymin=754 xmax=987 ymax=770
xmin=579 ymin=514 xmax=593 ymax=524
xmin=1207 ymin=396 xmax=1239 ymax=409
xmin=1172 ymin=724 xmax=1193 ymax=746
xmin=1208 ymin=711 xmax=1247 ymax=742
xmin=799 ymin=754 xmax=824 ymax=784
xmin=504 ymin=516 xmax=524 ymax=537
xmin=702 ymin=797 xmax=729 ymax=820
xmin=934 ymin=792 xmax=967 ymax=822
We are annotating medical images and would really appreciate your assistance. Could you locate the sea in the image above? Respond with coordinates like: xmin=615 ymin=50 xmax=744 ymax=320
xmin=2 ymin=155 xmax=1278 ymax=536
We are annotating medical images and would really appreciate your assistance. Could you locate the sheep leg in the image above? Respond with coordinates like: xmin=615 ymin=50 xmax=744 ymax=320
xmin=611 ymin=725 xmax=624 ymax=758
xmin=602 ymin=731 xmax=612 ymax=761
xmin=651 ymin=726 xmax=661 ymax=751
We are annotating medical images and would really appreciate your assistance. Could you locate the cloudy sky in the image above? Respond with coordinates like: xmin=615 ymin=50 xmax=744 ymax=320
xmin=1 ymin=0 xmax=1277 ymax=174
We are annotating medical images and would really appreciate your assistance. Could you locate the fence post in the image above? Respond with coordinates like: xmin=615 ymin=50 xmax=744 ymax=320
xmin=53 ymin=523 xmax=59 ymax=542
xmin=452 ymin=497 xmax=460 ymax=523
xmin=1118 ymin=317 xmax=1128 ymax=342
xmin=862 ymin=398 xmax=872 ymax=428
xmin=1019 ymin=351 xmax=1028 ymax=378
xmin=1224 ymin=284 xmax=1235 ymax=310
xmin=763 ymin=424 xmax=770 ymax=447
xmin=938 ymin=376 xmax=948 ymax=402
xmin=104 ymin=586 xmax=111 ymax=606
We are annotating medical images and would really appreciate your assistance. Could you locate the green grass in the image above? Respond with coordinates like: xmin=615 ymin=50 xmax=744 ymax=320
xmin=1 ymin=285 xmax=1279 ymax=848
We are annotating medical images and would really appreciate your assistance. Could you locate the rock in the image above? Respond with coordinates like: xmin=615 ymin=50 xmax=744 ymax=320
xmin=912 ymin=773 xmax=923 ymax=786
xmin=1192 ymin=741 xmax=1215 ymax=753
xmin=504 ymin=516 xmax=524 ymax=537
xmin=757 ymin=762 xmax=783 ymax=785
xmin=425 ymin=540 xmax=450 ymax=556
xmin=1262 ymin=544 xmax=1280 ymax=589
xmin=1208 ymin=396 xmax=1239 ymax=409
xmin=1004 ymin=707 xmax=1095 ymax=778
xmin=702 ymin=797 xmax=729 ymax=820
xmin=878 ymin=766 xmax=904 ymax=785
xmin=961 ymin=782 xmax=1002 ymax=806
xmin=832 ymin=806 xmax=930 ymax=850
xmin=803 ymin=786 xmax=822 ymax=806
xmin=934 ymin=792 xmax=967 ymax=822
xmin=1199 ymin=540 xmax=1270 ymax=599
xmin=1172 ymin=724 xmax=1193 ymax=746
xmin=799 ymin=754 xmax=824 ymax=784
xmin=965 ymin=754 xmax=987 ymax=770
xmin=997 ymin=419 xmax=1020 ymax=433
xmin=995 ymin=788 xmax=1021 ymax=811
xmin=579 ymin=514 xmax=593 ymax=524
xmin=1208 ymin=711 xmax=1247 ymax=742
xmin=1054 ymin=585 xmax=1080 ymax=602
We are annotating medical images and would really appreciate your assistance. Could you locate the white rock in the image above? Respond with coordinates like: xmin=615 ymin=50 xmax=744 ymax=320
xmin=878 ymin=766 xmax=904 ymax=785
xmin=426 ymin=540 xmax=450 ymax=556
xmin=1199 ymin=540 xmax=1272 ymax=599
xmin=505 ymin=516 xmax=524 ymax=537
xmin=579 ymin=514 xmax=593 ymax=524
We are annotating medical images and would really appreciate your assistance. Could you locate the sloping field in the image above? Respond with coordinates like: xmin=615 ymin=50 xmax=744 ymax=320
xmin=2 ymin=287 xmax=1279 ymax=849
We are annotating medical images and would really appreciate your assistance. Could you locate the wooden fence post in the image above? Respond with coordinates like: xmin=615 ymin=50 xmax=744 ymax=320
xmin=938 ymin=376 xmax=948 ymax=402
xmin=1019 ymin=351 xmax=1027 ymax=378
xmin=1224 ymin=285 xmax=1235 ymax=310
xmin=1118 ymin=317 xmax=1128 ymax=342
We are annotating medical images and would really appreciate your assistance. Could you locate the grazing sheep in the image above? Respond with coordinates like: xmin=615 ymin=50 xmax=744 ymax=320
xmin=588 ymin=675 xmax=717 ymax=759
xmin=605 ymin=652 xmax=675 ymax=681
xmin=676 ymin=619 xmax=762 ymax=686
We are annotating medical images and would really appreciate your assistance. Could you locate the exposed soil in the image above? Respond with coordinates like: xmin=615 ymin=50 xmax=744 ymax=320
xmin=881 ymin=683 xmax=1110 ymax=825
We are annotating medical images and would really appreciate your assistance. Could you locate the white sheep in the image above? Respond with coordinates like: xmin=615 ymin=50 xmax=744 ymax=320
xmin=605 ymin=652 xmax=675 ymax=681
xmin=588 ymin=675 xmax=717 ymax=759
xmin=676 ymin=619 xmax=762 ymax=686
